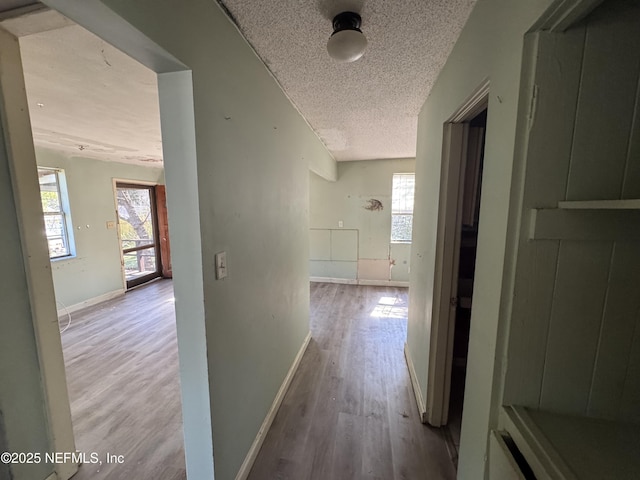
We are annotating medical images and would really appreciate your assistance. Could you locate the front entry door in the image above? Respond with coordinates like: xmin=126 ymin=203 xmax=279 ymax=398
xmin=116 ymin=183 xmax=161 ymax=289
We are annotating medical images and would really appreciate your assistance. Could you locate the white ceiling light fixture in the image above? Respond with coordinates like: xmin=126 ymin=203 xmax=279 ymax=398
xmin=326 ymin=11 xmax=367 ymax=63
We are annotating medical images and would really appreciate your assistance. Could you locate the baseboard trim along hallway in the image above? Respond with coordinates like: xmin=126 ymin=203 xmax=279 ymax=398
xmin=246 ymin=283 xmax=455 ymax=479
xmin=405 ymin=343 xmax=428 ymax=423
xmin=310 ymin=277 xmax=409 ymax=288
xmin=235 ymin=332 xmax=312 ymax=480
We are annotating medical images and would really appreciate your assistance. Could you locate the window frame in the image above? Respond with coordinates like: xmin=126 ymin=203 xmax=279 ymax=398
xmin=38 ymin=167 xmax=75 ymax=260
xmin=390 ymin=173 xmax=415 ymax=244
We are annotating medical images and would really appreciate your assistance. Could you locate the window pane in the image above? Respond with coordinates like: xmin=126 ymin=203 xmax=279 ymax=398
xmin=392 ymin=174 xmax=415 ymax=214
xmin=43 ymin=214 xmax=69 ymax=257
xmin=38 ymin=168 xmax=73 ymax=259
xmin=123 ymin=247 xmax=157 ymax=281
xmin=40 ymin=189 xmax=62 ymax=213
xmin=121 ymin=239 xmax=138 ymax=250
xmin=391 ymin=173 xmax=415 ymax=243
xmin=38 ymin=171 xmax=63 ymax=213
xmin=43 ymin=213 xmax=65 ymax=237
xmin=117 ymin=188 xmax=155 ymax=245
xmin=391 ymin=214 xmax=413 ymax=242
xmin=48 ymin=237 xmax=69 ymax=258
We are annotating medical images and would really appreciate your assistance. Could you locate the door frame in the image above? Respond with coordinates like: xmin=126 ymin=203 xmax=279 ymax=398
xmin=0 ymin=25 xmax=78 ymax=480
xmin=114 ymin=180 xmax=162 ymax=289
xmin=424 ymin=0 xmax=607 ymax=430
xmin=3 ymin=2 xmax=214 ymax=477
xmin=427 ymin=80 xmax=489 ymax=427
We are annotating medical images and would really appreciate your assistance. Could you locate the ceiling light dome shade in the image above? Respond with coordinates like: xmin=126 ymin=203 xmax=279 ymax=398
xmin=327 ymin=12 xmax=367 ymax=63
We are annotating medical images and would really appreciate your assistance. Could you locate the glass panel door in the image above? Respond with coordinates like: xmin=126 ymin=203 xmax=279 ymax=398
xmin=116 ymin=183 xmax=161 ymax=288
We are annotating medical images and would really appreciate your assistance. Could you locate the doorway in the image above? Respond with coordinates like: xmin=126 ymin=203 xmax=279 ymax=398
xmin=116 ymin=182 xmax=163 ymax=289
xmin=443 ymin=108 xmax=487 ymax=466
xmin=11 ymin=15 xmax=185 ymax=479
xmin=423 ymin=83 xmax=489 ymax=472
xmin=0 ymin=4 xmax=211 ymax=478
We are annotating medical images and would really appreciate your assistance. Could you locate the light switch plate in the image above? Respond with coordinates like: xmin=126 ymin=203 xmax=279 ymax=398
xmin=215 ymin=252 xmax=227 ymax=279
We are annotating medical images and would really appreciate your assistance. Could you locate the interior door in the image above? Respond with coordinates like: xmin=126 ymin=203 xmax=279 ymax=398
xmin=116 ymin=183 xmax=161 ymax=289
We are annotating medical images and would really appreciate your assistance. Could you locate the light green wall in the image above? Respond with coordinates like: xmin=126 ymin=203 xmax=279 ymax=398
xmin=310 ymin=158 xmax=415 ymax=282
xmin=36 ymin=147 xmax=164 ymax=308
xmin=0 ymin=108 xmax=52 ymax=480
xmin=405 ymin=0 xmax=554 ymax=478
xmin=42 ymin=1 xmax=337 ymax=479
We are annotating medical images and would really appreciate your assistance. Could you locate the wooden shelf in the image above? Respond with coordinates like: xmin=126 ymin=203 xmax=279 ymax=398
xmin=529 ymin=208 xmax=640 ymax=241
xmin=558 ymin=199 xmax=640 ymax=210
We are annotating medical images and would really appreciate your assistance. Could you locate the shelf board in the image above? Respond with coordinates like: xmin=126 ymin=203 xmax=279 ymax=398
xmin=504 ymin=405 xmax=640 ymax=480
xmin=558 ymin=199 xmax=640 ymax=210
xmin=529 ymin=208 xmax=640 ymax=240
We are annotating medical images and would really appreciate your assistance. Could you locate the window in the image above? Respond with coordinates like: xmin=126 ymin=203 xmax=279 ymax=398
xmin=38 ymin=167 xmax=74 ymax=259
xmin=391 ymin=173 xmax=415 ymax=243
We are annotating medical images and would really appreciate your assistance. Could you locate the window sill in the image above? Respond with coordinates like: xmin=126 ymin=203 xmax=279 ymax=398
xmin=50 ymin=254 xmax=77 ymax=263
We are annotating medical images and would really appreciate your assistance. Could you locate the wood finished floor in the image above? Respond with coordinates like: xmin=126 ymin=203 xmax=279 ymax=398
xmin=61 ymin=281 xmax=455 ymax=480
xmin=248 ymin=283 xmax=456 ymax=480
xmin=60 ymin=279 xmax=186 ymax=480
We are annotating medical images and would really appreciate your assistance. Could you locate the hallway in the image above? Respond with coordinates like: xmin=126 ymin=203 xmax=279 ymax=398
xmin=60 ymin=281 xmax=454 ymax=479
xmin=248 ymin=283 xmax=456 ymax=479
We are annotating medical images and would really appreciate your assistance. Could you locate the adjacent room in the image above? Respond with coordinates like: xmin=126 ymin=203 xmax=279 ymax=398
xmin=1 ymin=0 xmax=639 ymax=480
xmin=2 ymin=10 xmax=185 ymax=479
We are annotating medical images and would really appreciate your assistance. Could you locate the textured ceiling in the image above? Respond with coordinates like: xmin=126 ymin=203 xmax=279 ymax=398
xmin=19 ymin=23 xmax=163 ymax=165
xmin=9 ymin=0 xmax=476 ymax=166
xmin=220 ymin=0 xmax=477 ymax=161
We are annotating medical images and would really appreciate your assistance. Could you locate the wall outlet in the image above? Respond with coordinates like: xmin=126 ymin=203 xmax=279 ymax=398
xmin=338 ymin=220 xmax=344 ymax=228
xmin=215 ymin=252 xmax=227 ymax=279
xmin=106 ymin=221 xmax=116 ymax=230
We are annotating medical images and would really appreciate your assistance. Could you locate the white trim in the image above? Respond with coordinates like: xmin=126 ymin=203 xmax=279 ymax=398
xmin=44 ymin=472 xmax=58 ymax=480
xmin=427 ymin=81 xmax=490 ymax=428
xmin=447 ymin=78 xmax=490 ymax=123
xmin=358 ymin=279 xmax=409 ymax=288
xmin=0 ymin=26 xmax=77 ymax=480
xmin=235 ymin=332 xmax=312 ymax=480
xmin=310 ymin=276 xmax=357 ymax=285
xmin=404 ymin=343 xmax=427 ymax=423
xmin=57 ymin=288 xmax=125 ymax=317
xmin=310 ymin=277 xmax=409 ymax=288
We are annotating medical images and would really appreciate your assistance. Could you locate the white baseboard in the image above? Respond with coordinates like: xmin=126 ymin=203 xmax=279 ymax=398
xmin=235 ymin=332 xmax=312 ymax=480
xmin=405 ymin=343 xmax=428 ymax=423
xmin=57 ymin=288 xmax=125 ymax=317
xmin=358 ymin=279 xmax=410 ymax=287
xmin=310 ymin=276 xmax=357 ymax=285
xmin=310 ymin=276 xmax=409 ymax=288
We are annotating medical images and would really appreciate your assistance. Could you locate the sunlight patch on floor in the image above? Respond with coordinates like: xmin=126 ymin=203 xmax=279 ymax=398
xmin=370 ymin=296 xmax=407 ymax=319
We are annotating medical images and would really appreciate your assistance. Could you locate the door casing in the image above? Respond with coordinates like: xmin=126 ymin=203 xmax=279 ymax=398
xmin=427 ymin=82 xmax=488 ymax=427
